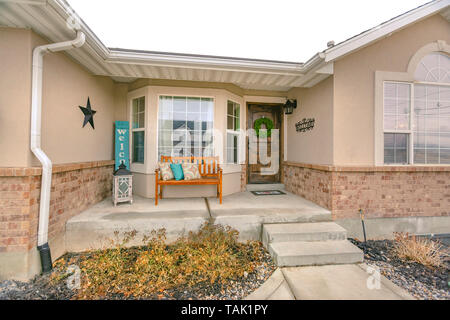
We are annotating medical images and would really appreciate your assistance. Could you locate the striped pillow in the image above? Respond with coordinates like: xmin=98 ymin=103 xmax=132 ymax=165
xmin=181 ymin=163 xmax=201 ymax=180
xmin=158 ymin=162 xmax=174 ymax=181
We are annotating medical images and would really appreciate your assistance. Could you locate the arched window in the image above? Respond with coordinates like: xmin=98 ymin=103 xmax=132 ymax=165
xmin=383 ymin=52 xmax=450 ymax=164
xmin=414 ymin=52 xmax=450 ymax=83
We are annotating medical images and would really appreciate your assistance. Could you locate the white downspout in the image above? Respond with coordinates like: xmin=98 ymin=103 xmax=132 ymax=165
xmin=31 ymin=31 xmax=85 ymax=272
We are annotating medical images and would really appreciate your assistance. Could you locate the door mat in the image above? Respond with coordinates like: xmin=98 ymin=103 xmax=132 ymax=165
xmin=250 ymin=190 xmax=286 ymax=196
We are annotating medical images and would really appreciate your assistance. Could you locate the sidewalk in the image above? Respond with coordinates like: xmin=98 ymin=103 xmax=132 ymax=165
xmin=245 ymin=264 xmax=415 ymax=300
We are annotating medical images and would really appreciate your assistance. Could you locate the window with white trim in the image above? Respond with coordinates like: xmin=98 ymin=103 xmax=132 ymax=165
xmin=158 ymin=96 xmax=214 ymax=158
xmin=132 ymin=96 xmax=145 ymax=163
xmin=383 ymin=52 xmax=450 ymax=164
xmin=226 ymin=100 xmax=240 ymax=164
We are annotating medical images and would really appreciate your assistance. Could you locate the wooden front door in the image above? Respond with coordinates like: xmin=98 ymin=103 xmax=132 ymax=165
xmin=247 ymin=104 xmax=282 ymax=184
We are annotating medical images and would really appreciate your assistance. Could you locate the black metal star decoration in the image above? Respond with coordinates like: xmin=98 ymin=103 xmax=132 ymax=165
xmin=79 ymin=97 xmax=96 ymax=129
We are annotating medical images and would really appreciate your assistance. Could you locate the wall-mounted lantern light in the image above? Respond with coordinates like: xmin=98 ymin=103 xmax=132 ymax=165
xmin=283 ymin=99 xmax=297 ymax=115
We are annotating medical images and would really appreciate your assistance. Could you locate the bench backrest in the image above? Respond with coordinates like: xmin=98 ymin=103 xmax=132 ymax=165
xmin=160 ymin=156 xmax=220 ymax=177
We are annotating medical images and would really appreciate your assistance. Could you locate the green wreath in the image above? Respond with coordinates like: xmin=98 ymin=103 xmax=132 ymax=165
xmin=254 ymin=117 xmax=274 ymax=138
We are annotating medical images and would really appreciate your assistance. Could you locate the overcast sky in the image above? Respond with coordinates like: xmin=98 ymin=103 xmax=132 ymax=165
xmin=68 ymin=0 xmax=429 ymax=62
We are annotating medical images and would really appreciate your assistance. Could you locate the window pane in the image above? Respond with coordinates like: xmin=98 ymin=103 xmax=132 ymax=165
xmin=187 ymin=97 xmax=201 ymax=113
xmin=384 ymin=115 xmax=395 ymax=130
xmin=384 ymin=149 xmax=394 ymax=164
xmin=441 ymin=133 xmax=450 ymax=149
xmin=384 ymin=83 xmax=397 ymax=98
xmin=425 ymin=133 xmax=439 ymax=149
xmin=440 ymin=117 xmax=450 ymax=132
xmin=384 ymin=133 xmax=394 ymax=148
xmin=227 ymin=101 xmax=234 ymax=116
xmin=440 ymin=149 xmax=450 ymax=164
xmin=173 ymin=97 xmax=186 ymax=112
xmin=235 ymin=105 xmax=240 ymax=130
xmin=414 ymin=148 xmax=426 ymax=164
xmin=397 ymin=114 xmax=409 ymax=130
xmin=384 ymin=99 xmax=396 ymax=114
xmin=383 ymin=82 xmax=411 ymax=131
xmin=132 ymin=97 xmax=145 ymax=129
xmin=158 ymin=96 xmax=214 ymax=159
xmin=384 ymin=133 xmax=409 ymax=164
xmin=414 ymin=53 xmax=450 ymax=82
xmin=133 ymin=131 xmax=145 ymax=163
xmin=414 ymin=132 xmax=425 ymax=148
xmin=226 ymin=133 xmax=238 ymax=164
xmin=413 ymin=80 xmax=450 ymax=164
xmin=426 ymin=149 xmax=439 ymax=163
xmin=227 ymin=115 xmax=234 ymax=130
xmin=397 ymin=84 xmax=410 ymax=99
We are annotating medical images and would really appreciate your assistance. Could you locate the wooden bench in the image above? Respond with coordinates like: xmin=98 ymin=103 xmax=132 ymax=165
xmin=154 ymin=156 xmax=222 ymax=205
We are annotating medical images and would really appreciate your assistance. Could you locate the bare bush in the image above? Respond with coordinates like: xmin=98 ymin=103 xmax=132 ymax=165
xmin=393 ymin=232 xmax=448 ymax=268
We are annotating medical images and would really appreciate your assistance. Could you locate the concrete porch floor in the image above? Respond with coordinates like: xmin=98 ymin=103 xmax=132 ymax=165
xmin=65 ymin=190 xmax=331 ymax=252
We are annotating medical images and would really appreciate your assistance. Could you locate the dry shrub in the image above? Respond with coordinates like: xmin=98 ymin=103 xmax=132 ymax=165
xmin=53 ymin=223 xmax=263 ymax=299
xmin=393 ymin=232 xmax=448 ymax=268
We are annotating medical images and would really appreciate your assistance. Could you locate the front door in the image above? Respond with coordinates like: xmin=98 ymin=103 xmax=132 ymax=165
xmin=247 ymin=104 xmax=282 ymax=184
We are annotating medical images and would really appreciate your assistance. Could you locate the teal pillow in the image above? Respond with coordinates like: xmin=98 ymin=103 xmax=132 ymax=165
xmin=170 ymin=163 xmax=184 ymax=181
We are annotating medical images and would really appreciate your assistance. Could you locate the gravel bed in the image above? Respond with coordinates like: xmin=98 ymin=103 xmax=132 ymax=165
xmin=350 ymin=238 xmax=449 ymax=300
xmin=0 ymin=246 xmax=275 ymax=300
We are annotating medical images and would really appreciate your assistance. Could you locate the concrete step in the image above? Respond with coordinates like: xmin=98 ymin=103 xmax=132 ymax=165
xmin=246 ymin=183 xmax=285 ymax=192
xmin=268 ymin=240 xmax=364 ymax=267
xmin=262 ymin=222 xmax=347 ymax=247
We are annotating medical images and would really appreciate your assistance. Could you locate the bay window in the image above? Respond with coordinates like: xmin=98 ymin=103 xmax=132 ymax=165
xmin=132 ymin=96 xmax=145 ymax=163
xmin=383 ymin=52 xmax=450 ymax=164
xmin=226 ymin=100 xmax=240 ymax=164
xmin=158 ymin=96 xmax=214 ymax=158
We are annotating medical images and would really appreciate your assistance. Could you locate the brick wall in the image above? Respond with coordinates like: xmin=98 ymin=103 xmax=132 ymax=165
xmin=0 ymin=161 xmax=113 ymax=253
xmin=283 ymin=161 xmax=450 ymax=220
xmin=240 ymin=164 xmax=247 ymax=191
xmin=283 ymin=164 xmax=332 ymax=210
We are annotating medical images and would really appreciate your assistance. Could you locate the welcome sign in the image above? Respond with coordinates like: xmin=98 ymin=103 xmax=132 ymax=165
xmin=114 ymin=121 xmax=130 ymax=170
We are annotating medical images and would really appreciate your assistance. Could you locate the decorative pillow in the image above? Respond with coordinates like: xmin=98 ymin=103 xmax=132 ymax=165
xmin=158 ymin=162 xmax=174 ymax=181
xmin=170 ymin=163 xmax=184 ymax=181
xmin=182 ymin=163 xmax=201 ymax=180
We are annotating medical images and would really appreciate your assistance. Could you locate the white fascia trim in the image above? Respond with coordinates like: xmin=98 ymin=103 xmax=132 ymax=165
xmin=107 ymin=50 xmax=304 ymax=70
xmin=324 ymin=0 xmax=450 ymax=62
xmin=48 ymin=0 xmax=327 ymax=78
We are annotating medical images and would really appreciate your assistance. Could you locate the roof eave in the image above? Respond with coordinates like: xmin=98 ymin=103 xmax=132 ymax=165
xmin=323 ymin=0 xmax=450 ymax=62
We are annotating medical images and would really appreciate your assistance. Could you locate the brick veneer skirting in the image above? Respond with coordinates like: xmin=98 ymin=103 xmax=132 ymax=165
xmin=0 ymin=160 xmax=114 ymax=253
xmin=283 ymin=161 xmax=450 ymax=220
xmin=240 ymin=164 xmax=247 ymax=192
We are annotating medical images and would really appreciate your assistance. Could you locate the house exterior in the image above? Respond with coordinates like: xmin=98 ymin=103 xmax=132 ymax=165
xmin=0 ymin=0 xmax=449 ymax=280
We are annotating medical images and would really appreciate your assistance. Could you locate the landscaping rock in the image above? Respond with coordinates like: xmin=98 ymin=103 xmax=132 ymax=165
xmin=350 ymin=238 xmax=449 ymax=300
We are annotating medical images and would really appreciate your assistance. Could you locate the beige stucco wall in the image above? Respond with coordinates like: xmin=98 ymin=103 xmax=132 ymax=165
xmin=333 ymin=13 xmax=450 ymax=165
xmin=0 ymin=28 xmax=34 ymax=167
xmin=0 ymin=27 xmax=128 ymax=167
xmin=31 ymin=32 xmax=121 ymax=165
xmin=286 ymin=76 xmax=334 ymax=165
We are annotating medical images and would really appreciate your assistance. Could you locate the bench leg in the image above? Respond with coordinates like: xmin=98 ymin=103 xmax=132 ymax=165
xmin=160 ymin=185 xmax=163 ymax=199
xmin=155 ymin=184 xmax=159 ymax=206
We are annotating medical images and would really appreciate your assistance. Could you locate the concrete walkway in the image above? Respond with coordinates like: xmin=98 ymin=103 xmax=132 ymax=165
xmin=245 ymin=264 xmax=415 ymax=300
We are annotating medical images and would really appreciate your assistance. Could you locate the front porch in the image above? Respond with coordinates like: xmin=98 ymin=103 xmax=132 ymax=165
xmin=65 ymin=187 xmax=331 ymax=253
